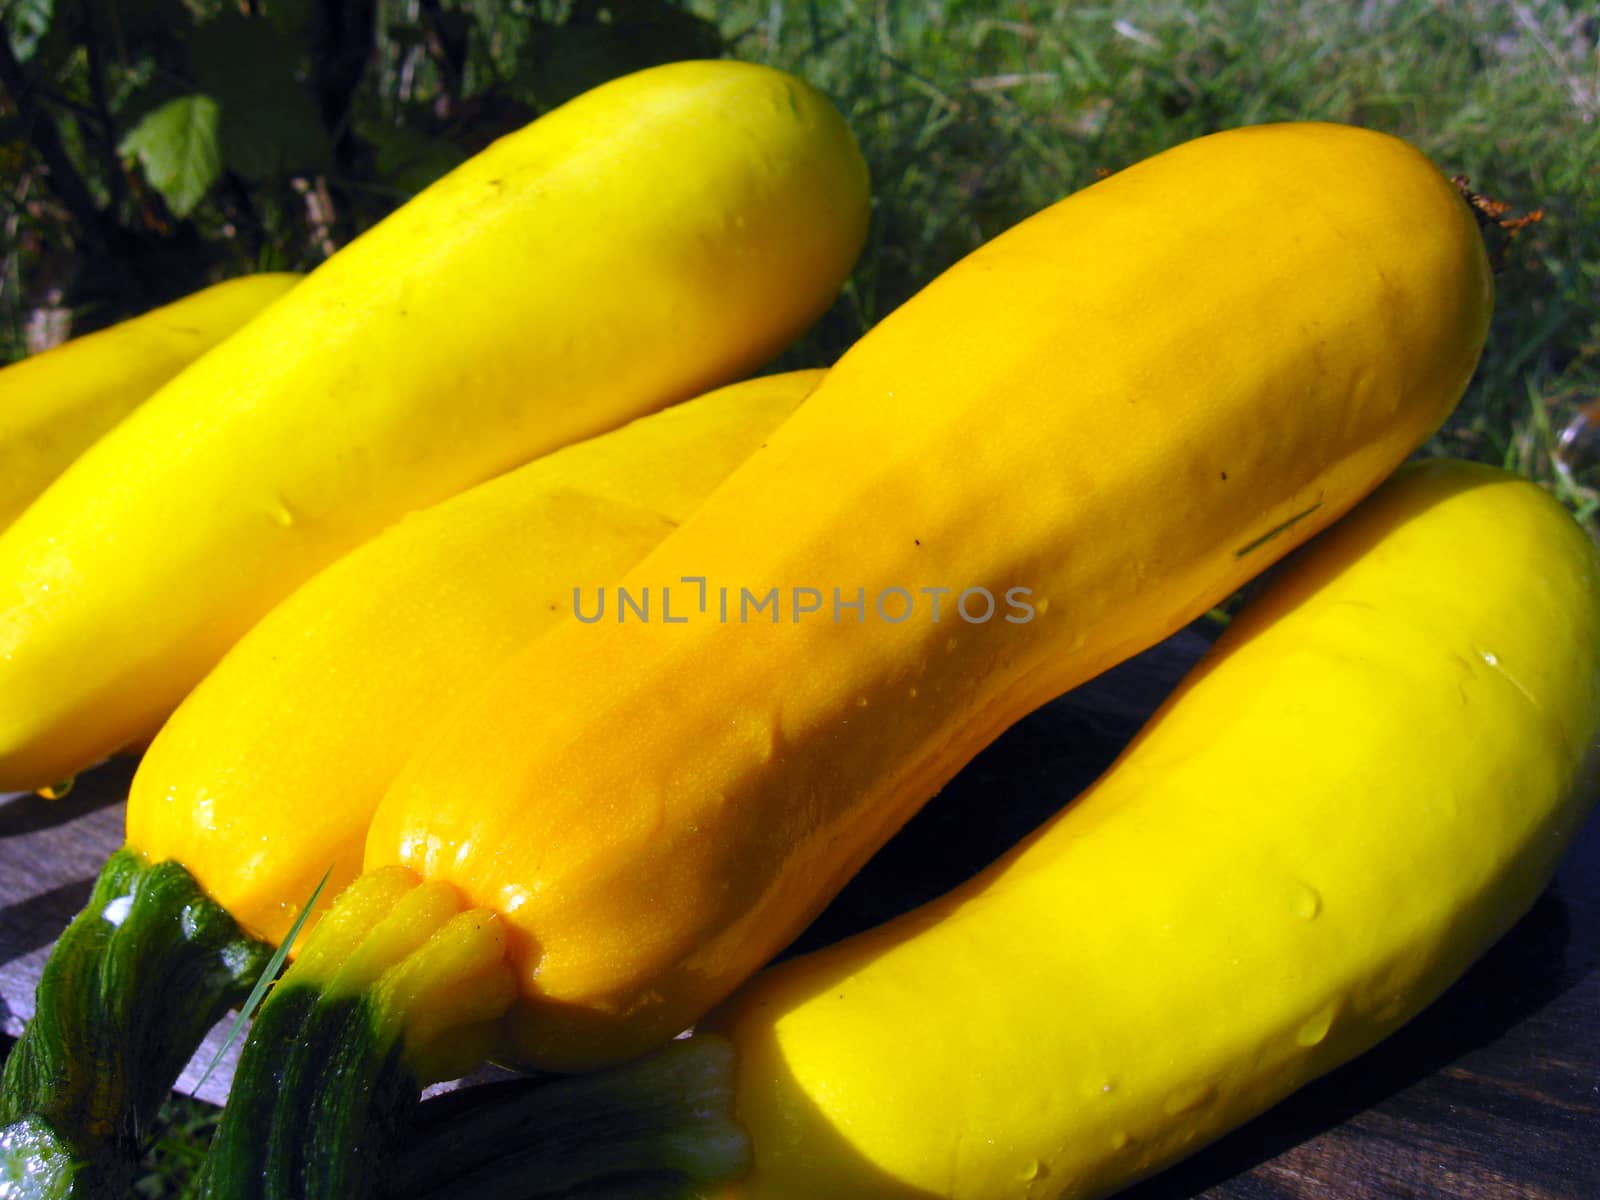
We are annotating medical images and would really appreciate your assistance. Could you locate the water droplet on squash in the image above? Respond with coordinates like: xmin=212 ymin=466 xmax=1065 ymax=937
xmin=1294 ymin=882 xmax=1322 ymax=920
xmin=1297 ymin=1001 xmax=1338 ymax=1046
xmin=102 ymin=893 xmax=134 ymax=926
xmin=37 ymin=777 xmax=74 ymax=800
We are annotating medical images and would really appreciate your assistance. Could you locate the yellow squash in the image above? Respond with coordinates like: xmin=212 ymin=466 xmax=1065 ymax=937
xmin=0 ymin=273 xmax=299 ymax=531
xmin=201 ymin=122 xmax=1492 ymax=1200
xmin=702 ymin=459 xmax=1600 ymax=1199
xmin=0 ymin=370 xmax=822 ymax=1197
xmin=358 ymin=122 xmax=1491 ymax=1071
xmin=127 ymin=369 xmax=825 ymax=946
xmin=0 ymin=59 xmax=868 ymax=791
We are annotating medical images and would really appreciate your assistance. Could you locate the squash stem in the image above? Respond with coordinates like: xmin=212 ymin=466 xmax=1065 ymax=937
xmin=382 ymin=1034 xmax=749 ymax=1199
xmin=0 ymin=847 xmax=273 ymax=1197
xmin=198 ymin=867 xmax=517 ymax=1200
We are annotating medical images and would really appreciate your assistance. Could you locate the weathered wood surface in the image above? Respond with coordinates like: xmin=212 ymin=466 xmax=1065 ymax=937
xmin=2 ymin=626 xmax=1597 ymax=1195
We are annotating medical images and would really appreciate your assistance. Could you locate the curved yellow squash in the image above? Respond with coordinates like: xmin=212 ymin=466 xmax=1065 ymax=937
xmin=0 ymin=60 xmax=868 ymax=791
xmin=704 ymin=460 xmax=1600 ymax=1198
xmin=363 ymin=123 xmax=1492 ymax=1072
xmin=0 ymin=273 xmax=299 ymax=531
xmin=125 ymin=370 xmax=825 ymax=946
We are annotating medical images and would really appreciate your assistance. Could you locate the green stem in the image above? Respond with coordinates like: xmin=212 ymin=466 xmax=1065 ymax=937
xmin=382 ymin=1036 xmax=749 ymax=1200
xmin=198 ymin=984 xmax=418 ymax=1200
xmin=196 ymin=869 xmax=515 ymax=1200
xmin=0 ymin=848 xmax=273 ymax=1197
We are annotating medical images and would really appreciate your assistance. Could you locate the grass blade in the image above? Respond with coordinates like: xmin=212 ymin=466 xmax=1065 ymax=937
xmin=190 ymin=864 xmax=334 ymax=1096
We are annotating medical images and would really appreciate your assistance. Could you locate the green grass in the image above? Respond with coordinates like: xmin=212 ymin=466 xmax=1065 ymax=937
xmin=13 ymin=0 xmax=1595 ymax=1186
xmin=132 ymin=1094 xmax=217 ymax=1198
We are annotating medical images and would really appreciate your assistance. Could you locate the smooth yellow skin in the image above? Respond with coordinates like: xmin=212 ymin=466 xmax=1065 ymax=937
xmin=364 ymin=123 xmax=1492 ymax=1072
xmin=124 ymin=370 xmax=824 ymax=946
xmin=0 ymin=273 xmax=299 ymax=532
xmin=0 ymin=60 xmax=868 ymax=790
xmin=705 ymin=460 xmax=1600 ymax=1199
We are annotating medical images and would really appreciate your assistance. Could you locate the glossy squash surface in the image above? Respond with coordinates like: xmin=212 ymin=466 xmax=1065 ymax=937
xmin=706 ymin=460 xmax=1600 ymax=1198
xmin=362 ymin=123 xmax=1493 ymax=1071
xmin=0 ymin=273 xmax=299 ymax=532
xmin=0 ymin=60 xmax=868 ymax=790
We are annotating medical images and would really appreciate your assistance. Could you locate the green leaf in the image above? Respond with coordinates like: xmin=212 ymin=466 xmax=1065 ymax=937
xmin=113 ymin=74 xmax=190 ymax=134
xmin=117 ymin=93 xmax=222 ymax=216
xmin=188 ymin=14 xmax=332 ymax=181
xmin=504 ymin=3 xmax=722 ymax=110
xmin=2 ymin=0 xmax=54 ymax=61
xmin=358 ymin=119 xmax=467 ymax=197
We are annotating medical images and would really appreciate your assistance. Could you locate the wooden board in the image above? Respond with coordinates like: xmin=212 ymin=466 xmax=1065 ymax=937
xmin=2 ymin=627 xmax=1597 ymax=1195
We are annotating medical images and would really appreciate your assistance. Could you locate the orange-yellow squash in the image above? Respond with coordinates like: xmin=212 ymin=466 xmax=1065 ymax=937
xmin=701 ymin=459 xmax=1600 ymax=1198
xmin=375 ymin=460 xmax=1600 ymax=1200
xmin=358 ymin=122 xmax=1493 ymax=1071
xmin=0 ymin=273 xmax=299 ymax=531
xmin=127 ymin=369 xmax=825 ymax=946
xmin=0 ymin=60 xmax=868 ymax=792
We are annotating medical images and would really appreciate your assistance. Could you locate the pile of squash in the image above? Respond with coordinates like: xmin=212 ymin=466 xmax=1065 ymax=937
xmin=0 ymin=57 xmax=1595 ymax=1200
